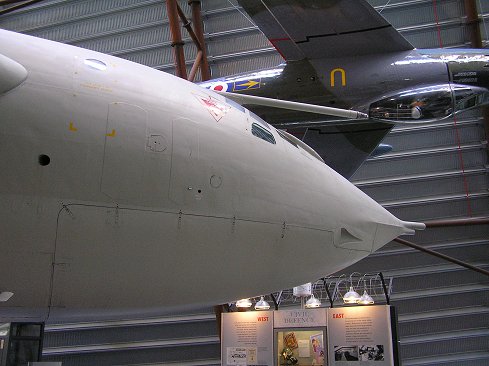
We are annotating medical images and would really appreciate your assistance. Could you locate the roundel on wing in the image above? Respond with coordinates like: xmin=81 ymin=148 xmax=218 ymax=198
xmin=210 ymin=82 xmax=229 ymax=92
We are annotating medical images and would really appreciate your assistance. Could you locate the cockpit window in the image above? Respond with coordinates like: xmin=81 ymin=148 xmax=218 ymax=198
xmin=369 ymin=84 xmax=489 ymax=122
xmin=277 ymin=129 xmax=324 ymax=163
xmin=84 ymin=59 xmax=107 ymax=71
xmin=249 ymin=111 xmax=272 ymax=130
xmin=251 ymin=123 xmax=276 ymax=144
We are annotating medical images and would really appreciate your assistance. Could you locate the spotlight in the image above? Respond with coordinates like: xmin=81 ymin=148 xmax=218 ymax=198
xmin=235 ymin=298 xmax=252 ymax=308
xmin=305 ymin=295 xmax=321 ymax=308
xmin=343 ymin=286 xmax=361 ymax=304
xmin=255 ymin=296 xmax=270 ymax=310
xmin=358 ymin=290 xmax=374 ymax=305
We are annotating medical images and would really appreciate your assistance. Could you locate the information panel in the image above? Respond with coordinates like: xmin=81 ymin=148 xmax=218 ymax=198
xmin=221 ymin=311 xmax=274 ymax=366
xmin=327 ymin=306 xmax=394 ymax=365
xmin=221 ymin=306 xmax=397 ymax=366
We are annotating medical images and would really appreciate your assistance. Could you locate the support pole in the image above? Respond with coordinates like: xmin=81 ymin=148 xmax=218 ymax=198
xmin=166 ymin=0 xmax=187 ymax=79
xmin=0 ymin=0 xmax=45 ymax=15
xmin=321 ymin=278 xmax=334 ymax=308
xmin=0 ymin=0 xmax=30 ymax=4
xmin=378 ymin=272 xmax=390 ymax=305
xmin=176 ymin=4 xmax=203 ymax=82
xmin=394 ymin=238 xmax=489 ymax=277
xmin=189 ymin=0 xmax=211 ymax=80
xmin=464 ymin=0 xmax=483 ymax=48
xmin=270 ymin=293 xmax=279 ymax=310
xmin=188 ymin=50 xmax=203 ymax=82
xmin=177 ymin=5 xmax=203 ymax=51
xmin=424 ymin=216 xmax=489 ymax=228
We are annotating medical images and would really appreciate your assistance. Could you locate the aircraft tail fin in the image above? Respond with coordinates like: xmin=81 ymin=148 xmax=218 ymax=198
xmin=300 ymin=122 xmax=392 ymax=178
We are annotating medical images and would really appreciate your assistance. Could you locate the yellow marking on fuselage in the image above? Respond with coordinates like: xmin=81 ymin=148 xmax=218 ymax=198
xmin=330 ymin=68 xmax=346 ymax=87
xmin=80 ymin=82 xmax=113 ymax=93
xmin=106 ymin=129 xmax=116 ymax=137
xmin=239 ymin=80 xmax=260 ymax=88
xmin=69 ymin=122 xmax=78 ymax=131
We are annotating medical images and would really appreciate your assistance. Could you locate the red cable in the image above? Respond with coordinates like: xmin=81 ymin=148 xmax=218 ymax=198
xmin=432 ymin=0 xmax=472 ymax=216
xmin=432 ymin=0 xmax=444 ymax=48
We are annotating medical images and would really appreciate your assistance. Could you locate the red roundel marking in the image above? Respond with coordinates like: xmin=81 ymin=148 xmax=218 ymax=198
xmin=210 ymin=82 xmax=228 ymax=92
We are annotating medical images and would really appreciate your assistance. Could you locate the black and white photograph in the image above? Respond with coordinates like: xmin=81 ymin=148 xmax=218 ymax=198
xmin=334 ymin=345 xmax=359 ymax=361
xmin=359 ymin=345 xmax=385 ymax=361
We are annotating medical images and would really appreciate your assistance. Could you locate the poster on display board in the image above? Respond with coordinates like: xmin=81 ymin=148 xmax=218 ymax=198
xmin=221 ymin=311 xmax=274 ymax=366
xmin=274 ymin=309 xmax=327 ymax=366
xmin=275 ymin=328 xmax=327 ymax=366
xmin=327 ymin=305 xmax=395 ymax=366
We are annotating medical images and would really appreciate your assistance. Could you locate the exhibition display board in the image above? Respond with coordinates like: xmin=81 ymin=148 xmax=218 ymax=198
xmin=221 ymin=305 xmax=398 ymax=366
xmin=328 ymin=306 xmax=395 ymax=365
xmin=221 ymin=311 xmax=274 ymax=365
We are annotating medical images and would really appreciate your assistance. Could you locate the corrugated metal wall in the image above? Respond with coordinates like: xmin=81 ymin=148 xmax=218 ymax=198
xmin=1 ymin=1 xmax=488 ymax=365
xmin=347 ymin=107 xmax=489 ymax=365
xmin=5 ymin=0 xmax=488 ymax=78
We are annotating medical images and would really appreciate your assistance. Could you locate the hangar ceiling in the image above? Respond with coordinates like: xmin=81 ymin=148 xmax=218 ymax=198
xmin=0 ymin=1 xmax=488 ymax=365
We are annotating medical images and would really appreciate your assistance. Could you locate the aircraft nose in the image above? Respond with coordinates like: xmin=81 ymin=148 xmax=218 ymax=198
xmin=0 ymin=53 xmax=27 ymax=94
xmin=331 ymin=174 xmax=425 ymax=253
xmin=372 ymin=216 xmax=425 ymax=251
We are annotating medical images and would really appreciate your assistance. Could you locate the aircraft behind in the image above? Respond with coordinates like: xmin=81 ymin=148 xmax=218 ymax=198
xmin=200 ymin=0 xmax=489 ymax=178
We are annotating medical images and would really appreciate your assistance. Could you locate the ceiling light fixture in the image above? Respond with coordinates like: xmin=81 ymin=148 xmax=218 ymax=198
xmin=358 ymin=290 xmax=374 ymax=305
xmin=343 ymin=286 xmax=361 ymax=304
xmin=254 ymin=296 xmax=270 ymax=310
xmin=235 ymin=298 xmax=252 ymax=308
xmin=305 ymin=295 xmax=321 ymax=308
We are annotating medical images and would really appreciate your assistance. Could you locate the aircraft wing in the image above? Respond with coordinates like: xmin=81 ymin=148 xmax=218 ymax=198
xmin=237 ymin=0 xmax=414 ymax=60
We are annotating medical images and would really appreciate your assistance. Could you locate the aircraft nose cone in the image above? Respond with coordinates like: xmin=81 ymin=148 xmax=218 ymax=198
xmin=331 ymin=173 xmax=424 ymax=253
xmin=0 ymin=53 xmax=27 ymax=94
xmin=372 ymin=217 xmax=425 ymax=252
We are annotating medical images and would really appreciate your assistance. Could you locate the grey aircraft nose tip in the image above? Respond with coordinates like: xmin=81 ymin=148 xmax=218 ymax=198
xmin=400 ymin=220 xmax=426 ymax=235
xmin=329 ymin=169 xmax=425 ymax=253
xmin=0 ymin=53 xmax=28 ymax=94
xmin=372 ymin=218 xmax=425 ymax=252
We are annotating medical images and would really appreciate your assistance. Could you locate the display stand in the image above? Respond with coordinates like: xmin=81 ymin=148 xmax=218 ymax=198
xmin=221 ymin=305 xmax=399 ymax=366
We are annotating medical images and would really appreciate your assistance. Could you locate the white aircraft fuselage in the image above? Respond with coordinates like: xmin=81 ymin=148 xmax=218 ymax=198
xmin=0 ymin=30 xmax=418 ymax=322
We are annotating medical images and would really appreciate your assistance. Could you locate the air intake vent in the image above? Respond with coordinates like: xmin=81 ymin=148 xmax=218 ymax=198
xmin=339 ymin=227 xmax=362 ymax=245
